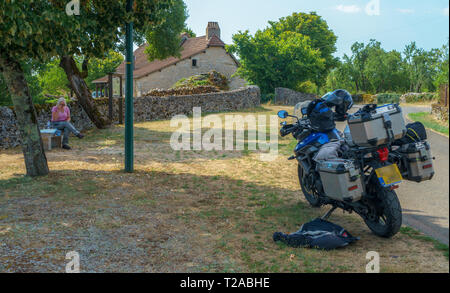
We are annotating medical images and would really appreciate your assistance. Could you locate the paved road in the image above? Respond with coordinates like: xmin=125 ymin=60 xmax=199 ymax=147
xmin=399 ymin=106 xmax=449 ymax=245
xmin=337 ymin=105 xmax=449 ymax=245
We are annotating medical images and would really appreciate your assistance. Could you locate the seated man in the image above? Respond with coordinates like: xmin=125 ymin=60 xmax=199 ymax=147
xmin=51 ymin=98 xmax=84 ymax=150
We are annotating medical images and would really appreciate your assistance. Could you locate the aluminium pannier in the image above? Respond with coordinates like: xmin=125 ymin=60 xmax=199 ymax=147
xmin=399 ymin=141 xmax=435 ymax=183
xmin=347 ymin=104 xmax=406 ymax=147
xmin=317 ymin=159 xmax=363 ymax=203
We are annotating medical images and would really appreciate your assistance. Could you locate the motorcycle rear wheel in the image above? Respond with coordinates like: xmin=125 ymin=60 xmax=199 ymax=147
xmin=298 ymin=165 xmax=322 ymax=207
xmin=363 ymin=187 xmax=403 ymax=238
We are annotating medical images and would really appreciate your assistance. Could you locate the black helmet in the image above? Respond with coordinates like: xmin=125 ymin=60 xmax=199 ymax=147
xmin=322 ymin=89 xmax=353 ymax=115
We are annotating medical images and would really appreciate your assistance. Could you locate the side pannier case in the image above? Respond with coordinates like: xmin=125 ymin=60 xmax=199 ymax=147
xmin=400 ymin=141 xmax=435 ymax=182
xmin=348 ymin=104 xmax=406 ymax=147
xmin=317 ymin=159 xmax=364 ymax=203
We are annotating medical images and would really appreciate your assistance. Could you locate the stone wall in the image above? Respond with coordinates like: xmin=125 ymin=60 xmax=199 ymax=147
xmin=274 ymin=88 xmax=317 ymax=106
xmin=0 ymin=86 xmax=260 ymax=149
xmin=0 ymin=102 xmax=94 ymax=149
xmin=144 ymin=85 xmax=219 ymax=97
xmin=431 ymin=84 xmax=449 ymax=122
xmin=135 ymin=47 xmax=247 ymax=96
xmin=431 ymin=104 xmax=448 ymax=122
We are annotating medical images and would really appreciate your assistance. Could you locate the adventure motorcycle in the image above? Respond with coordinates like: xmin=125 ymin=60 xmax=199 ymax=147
xmin=277 ymin=102 xmax=430 ymax=238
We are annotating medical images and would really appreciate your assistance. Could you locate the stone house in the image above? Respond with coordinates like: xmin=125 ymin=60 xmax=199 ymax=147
xmin=93 ymin=22 xmax=246 ymax=97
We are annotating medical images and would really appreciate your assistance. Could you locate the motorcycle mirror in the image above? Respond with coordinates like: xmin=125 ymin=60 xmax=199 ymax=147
xmin=278 ymin=110 xmax=289 ymax=119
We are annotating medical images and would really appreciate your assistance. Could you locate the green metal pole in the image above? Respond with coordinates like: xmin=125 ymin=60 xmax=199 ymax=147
xmin=125 ymin=0 xmax=134 ymax=172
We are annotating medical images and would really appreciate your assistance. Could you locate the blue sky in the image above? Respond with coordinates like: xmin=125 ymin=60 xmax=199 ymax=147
xmin=184 ymin=0 xmax=449 ymax=58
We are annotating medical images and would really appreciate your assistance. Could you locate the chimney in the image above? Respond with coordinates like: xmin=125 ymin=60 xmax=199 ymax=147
xmin=206 ymin=22 xmax=220 ymax=40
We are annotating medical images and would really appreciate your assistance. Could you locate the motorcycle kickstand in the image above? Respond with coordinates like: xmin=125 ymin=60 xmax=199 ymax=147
xmin=321 ymin=206 xmax=338 ymax=221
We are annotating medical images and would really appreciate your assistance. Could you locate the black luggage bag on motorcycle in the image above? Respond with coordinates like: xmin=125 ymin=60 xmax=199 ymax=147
xmin=306 ymin=100 xmax=336 ymax=132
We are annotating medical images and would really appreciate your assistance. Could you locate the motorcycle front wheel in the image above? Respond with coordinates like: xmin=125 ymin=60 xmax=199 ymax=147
xmin=298 ymin=165 xmax=322 ymax=207
xmin=363 ymin=187 xmax=403 ymax=238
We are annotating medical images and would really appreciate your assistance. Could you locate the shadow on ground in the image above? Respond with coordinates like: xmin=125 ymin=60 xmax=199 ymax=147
xmin=0 ymin=169 xmax=318 ymax=272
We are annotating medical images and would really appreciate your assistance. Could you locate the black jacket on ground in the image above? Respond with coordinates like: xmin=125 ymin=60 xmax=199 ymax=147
xmin=273 ymin=218 xmax=359 ymax=250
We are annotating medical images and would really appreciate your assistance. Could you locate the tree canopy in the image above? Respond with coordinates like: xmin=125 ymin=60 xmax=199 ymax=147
xmin=84 ymin=51 xmax=125 ymax=90
xmin=228 ymin=12 xmax=336 ymax=94
xmin=0 ymin=0 xmax=187 ymax=176
xmin=0 ymin=60 xmax=43 ymax=106
xmin=145 ymin=0 xmax=188 ymax=60
xmin=324 ymin=39 xmax=449 ymax=94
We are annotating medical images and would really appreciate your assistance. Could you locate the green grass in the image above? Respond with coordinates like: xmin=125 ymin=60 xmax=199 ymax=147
xmin=400 ymin=227 xmax=449 ymax=260
xmin=408 ymin=112 xmax=449 ymax=136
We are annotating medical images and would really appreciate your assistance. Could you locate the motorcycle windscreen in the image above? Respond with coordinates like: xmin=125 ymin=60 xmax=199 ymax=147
xmin=375 ymin=164 xmax=403 ymax=187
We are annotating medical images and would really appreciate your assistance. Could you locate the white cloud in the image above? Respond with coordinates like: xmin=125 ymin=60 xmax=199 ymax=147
xmin=444 ymin=7 xmax=449 ymax=16
xmin=335 ymin=4 xmax=361 ymax=14
xmin=398 ymin=8 xmax=414 ymax=14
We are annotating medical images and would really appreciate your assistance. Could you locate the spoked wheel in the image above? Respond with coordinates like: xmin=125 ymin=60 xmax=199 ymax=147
xmin=363 ymin=187 xmax=403 ymax=238
xmin=298 ymin=165 xmax=322 ymax=207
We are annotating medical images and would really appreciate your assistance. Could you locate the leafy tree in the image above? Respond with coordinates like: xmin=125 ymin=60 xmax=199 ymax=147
xmin=58 ymin=0 xmax=187 ymax=128
xmin=433 ymin=41 xmax=449 ymax=88
xmin=58 ymin=0 xmax=186 ymax=129
xmin=1 ymin=60 xmax=45 ymax=106
xmin=38 ymin=59 xmax=70 ymax=97
xmin=0 ymin=1 xmax=83 ymax=176
xmin=0 ymin=76 xmax=10 ymax=106
xmin=296 ymin=80 xmax=318 ymax=94
xmin=228 ymin=12 xmax=334 ymax=94
xmin=403 ymin=42 xmax=438 ymax=92
xmin=365 ymin=44 xmax=406 ymax=93
xmin=182 ymin=26 xmax=197 ymax=38
xmin=327 ymin=40 xmax=444 ymax=95
xmin=268 ymin=12 xmax=338 ymax=85
xmin=345 ymin=41 xmax=372 ymax=92
xmin=0 ymin=0 xmax=186 ymax=177
xmin=144 ymin=0 xmax=188 ymax=60
xmin=85 ymin=51 xmax=124 ymax=90
xmin=323 ymin=63 xmax=356 ymax=94
xmin=36 ymin=51 xmax=123 ymax=99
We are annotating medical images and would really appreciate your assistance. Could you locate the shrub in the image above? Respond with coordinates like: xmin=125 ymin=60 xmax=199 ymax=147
xmin=401 ymin=93 xmax=439 ymax=104
xmin=172 ymin=71 xmax=229 ymax=91
xmin=377 ymin=93 xmax=401 ymax=104
xmin=352 ymin=94 xmax=363 ymax=104
xmin=261 ymin=93 xmax=275 ymax=103
xmin=362 ymin=94 xmax=377 ymax=104
xmin=295 ymin=80 xmax=318 ymax=94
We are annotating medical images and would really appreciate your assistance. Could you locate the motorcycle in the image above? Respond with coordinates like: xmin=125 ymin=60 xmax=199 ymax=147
xmin=278 ymin=107 xmax=404 ymax=238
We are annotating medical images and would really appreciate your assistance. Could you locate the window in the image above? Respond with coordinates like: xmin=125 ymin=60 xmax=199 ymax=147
xmin=192 ymin=59 xmax=198 ymax=67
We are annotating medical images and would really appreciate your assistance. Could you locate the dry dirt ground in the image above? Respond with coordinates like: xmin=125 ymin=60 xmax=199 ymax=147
xmin=0 ymin=105 xmax=448 ymax=273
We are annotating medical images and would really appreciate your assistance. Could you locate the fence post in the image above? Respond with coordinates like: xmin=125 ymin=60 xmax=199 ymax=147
xmin=125 ymin=0 xmax=134 ymax=173
xmin=440 ymin=84 xmax=449 ymax=107
xmin=108 ymin=73 xmax=114 ymax=121
xmin=119 ymin=75 xmax=123 ymax=125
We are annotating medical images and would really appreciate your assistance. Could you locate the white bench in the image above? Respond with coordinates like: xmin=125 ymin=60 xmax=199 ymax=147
xmin=40 ymin=129 xmax=62 ymax=151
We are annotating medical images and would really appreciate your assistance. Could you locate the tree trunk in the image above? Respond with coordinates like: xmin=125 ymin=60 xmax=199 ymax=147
xmin=59 ymin=56 xmax=110 ymax=129
xmin=0 ymin=55 xmax=49 ymax=177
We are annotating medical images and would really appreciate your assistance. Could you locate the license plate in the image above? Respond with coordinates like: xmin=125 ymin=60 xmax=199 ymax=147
xmin=375 ymin=164 xmax=403 ymax=187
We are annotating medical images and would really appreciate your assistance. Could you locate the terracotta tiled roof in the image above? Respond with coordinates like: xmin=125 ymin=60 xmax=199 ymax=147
xmin=93 ymin=35 xmax=232 ymax=84
xmin=207 ymin=35 xmax=225 ymax=47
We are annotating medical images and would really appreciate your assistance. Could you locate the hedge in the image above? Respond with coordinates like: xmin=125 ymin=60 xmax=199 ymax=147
xmin=377 ymin=93 xmax=401 ymax=104
xmin=403 ymin=93 xmax=439 ymax=103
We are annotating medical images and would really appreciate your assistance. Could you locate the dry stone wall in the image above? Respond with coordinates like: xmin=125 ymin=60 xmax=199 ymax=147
xmin=274 ymin=88 xmax=317 ymax=106
xmin=0 ymin=86 xmax=260 ymax=149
